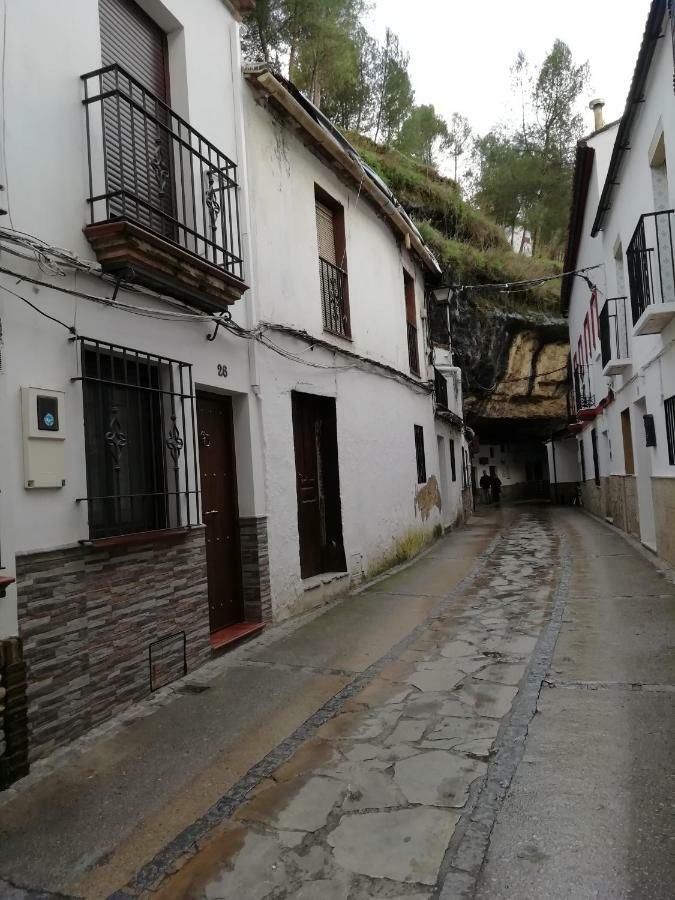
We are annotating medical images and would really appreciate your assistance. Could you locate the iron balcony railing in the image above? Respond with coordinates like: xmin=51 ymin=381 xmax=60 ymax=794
xmin=573 ymin=363 xmax=595 ymax=412
xmin=407 ymin=321 xmax=420 ymax=375
xmin=599 ymin=296 xmax=629 ymax=368
xmin=627 ymin=209 xmax=675 ymax=325
xmin=434 ymin=367 xmax=449 ymax=408
xmin=319 ymin=256 xmax=350 ymax=337
xmin=82 ymin=64 xmax=243 ymax=280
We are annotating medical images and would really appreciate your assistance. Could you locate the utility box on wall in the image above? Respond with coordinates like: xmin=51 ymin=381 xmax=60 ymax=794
xmin=20 ymin=388 xmax=66 ymax=488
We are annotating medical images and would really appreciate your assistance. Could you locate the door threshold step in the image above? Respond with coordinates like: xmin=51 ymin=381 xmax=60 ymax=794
xmin=210 ymin=621 xmax=265 ymax=652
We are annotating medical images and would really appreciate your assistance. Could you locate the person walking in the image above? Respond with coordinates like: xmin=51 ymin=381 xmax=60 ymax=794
xmin=490 ymin=472 xmax=502 ymax=504
xmin=479 ymin=470 xmax=491 ymax=505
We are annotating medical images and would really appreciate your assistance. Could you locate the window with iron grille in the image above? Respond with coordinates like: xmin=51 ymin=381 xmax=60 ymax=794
xmin=591 ymin=429 xmax=601 ymax=486
xmin=76 ymin=338 xmax=200 ymax=539
xmin=414 ymin=425 xmax=426 ymax=483
xmin=450 ymin=439 xmax=457 ymax=482
xmin=404 ymin=270 xmax=419 ymax=375
xmin=579 ymin=438 xmax=587 ymax=483
xmin=666 ymin=395 xmax=675 ymax=465
xmin=315 ymin=187 xmax=350 ymax=338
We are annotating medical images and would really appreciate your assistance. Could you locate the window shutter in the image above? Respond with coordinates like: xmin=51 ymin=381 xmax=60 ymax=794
xmin=315 ymin=203 xmax=337 ymax=265
xmin=643 ymin=414 xmax=657 ymax=448
xmin=99 ymin=0 xmax=168 ymax=99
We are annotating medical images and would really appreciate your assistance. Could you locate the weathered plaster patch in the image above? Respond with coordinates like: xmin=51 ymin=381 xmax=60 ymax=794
xmin=416 ymin=475 xmax=442 ymax=521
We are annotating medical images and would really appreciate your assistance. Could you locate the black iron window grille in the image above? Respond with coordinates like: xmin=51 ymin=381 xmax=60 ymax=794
xmin=579 ymin=438 xmax=587 ymax=483
xmin=82 ymin=64 xmax=243 ymax=279
xmin=414 ymin=424 xmax=426 ymax=484
xmin=74 ymin=338 xmax=200 ymax=539
xmin=573 ymin=363 xmax=595 ymax=411
xmin=627 ymin=210 xmax=675 ymax=325
xmin=319 ymin=257 xmax=350 ymax=337
xmin=434 ymin=367 xmax=448 ymax=409
xmin=599 ymin=297 xmax=629 ymax=368
xmin=665 ymin=395 xmax=675 ymax=465
xmin=407 ymin=321 xmax=420 ymax=375
xmin=591 ymin=429 xmax=601 ymax=486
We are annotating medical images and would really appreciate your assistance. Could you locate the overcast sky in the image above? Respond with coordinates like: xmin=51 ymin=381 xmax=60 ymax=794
xmin=366 ymin=0 xmax=651 ymax=138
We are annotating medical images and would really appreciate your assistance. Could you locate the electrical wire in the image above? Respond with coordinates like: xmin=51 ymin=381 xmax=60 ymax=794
xmin=448 ymin=263 xmax=601 ymax=293
xmin=0 ymin=282 xmax=75 ymax=334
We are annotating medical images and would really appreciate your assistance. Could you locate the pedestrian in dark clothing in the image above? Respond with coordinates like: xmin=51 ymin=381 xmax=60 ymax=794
xmin=479 ymin=470 xmax=491 ymax=504
xmin=491 ymin=473 xmax=502 ymax=504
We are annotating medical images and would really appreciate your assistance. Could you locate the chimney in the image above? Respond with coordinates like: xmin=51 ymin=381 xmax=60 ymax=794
xmin=589 ymin=98 xmax=605 ymax=132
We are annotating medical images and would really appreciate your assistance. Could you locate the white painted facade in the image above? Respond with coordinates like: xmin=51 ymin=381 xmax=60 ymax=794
xmin=0 ymin=0 xmax=470 ymax=647
xmin=0 ymin=0 xmax=265 ymax=639
xmin=563 ymin=1 xmax=675 ymax=559
xmin=243 ymin=76 xmax=468 ymax=617
xmin=473 ymin=441 xmax=549 ymax=501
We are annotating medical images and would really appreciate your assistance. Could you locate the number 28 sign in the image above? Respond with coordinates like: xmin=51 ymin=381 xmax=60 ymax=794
xmin=217 ymin=364 xmax=228 ymax=378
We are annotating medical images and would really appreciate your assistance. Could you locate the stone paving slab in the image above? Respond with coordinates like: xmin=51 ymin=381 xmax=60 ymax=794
xmin=142 ymin=512 xmax=559 ymax=899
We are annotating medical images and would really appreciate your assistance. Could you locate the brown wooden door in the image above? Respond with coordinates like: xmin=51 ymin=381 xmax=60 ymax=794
xmin=292 ymin=393 xmax=346 ymax=579
xmin=98 ymin=0 xmax=174 ymax=236
xmin=197 ymin=394 xmax=243 ymax=633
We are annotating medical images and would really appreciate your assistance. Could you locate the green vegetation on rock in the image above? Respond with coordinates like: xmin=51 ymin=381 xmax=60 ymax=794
xmin=349 ymin=135 xmax=562 ymax=313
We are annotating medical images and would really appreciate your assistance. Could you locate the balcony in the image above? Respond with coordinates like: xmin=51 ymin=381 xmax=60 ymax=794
xmin=81 ymin=65 xmax=246 ymax=312
xmin=574 ymin=364 xmax=596 ymax=419
xmin=319 ymin=257 xmax=350 ymax=338
xmin=627 ymin=209 xmax=675 ymax=335
xmin=599 ymin=296 xmax=632 ymax=376
xmin=434 ymin=367 xmax=449 ymax=408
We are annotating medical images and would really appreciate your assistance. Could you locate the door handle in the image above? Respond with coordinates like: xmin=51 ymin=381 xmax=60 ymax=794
xmin=204 ymin=509 xmax=220 ymax=516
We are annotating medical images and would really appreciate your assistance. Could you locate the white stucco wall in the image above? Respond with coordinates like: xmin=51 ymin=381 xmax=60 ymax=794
xmin=473 ymin=442 xmax=548 ymax=490
xmin=567 ymin=14 xmax=675 ymax=547
xmin=253 ymin=333 xmax=444 ymax=619
xmin=243 ymin=88 xmax=429 ymax=379
xmin=0 ymin=0 xmax=262 ymax=637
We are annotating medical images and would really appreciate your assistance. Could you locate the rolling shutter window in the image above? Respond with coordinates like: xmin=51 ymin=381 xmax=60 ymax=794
xmin=99 ymin=0 xmax=168 ymax=99
xmin=316 ymin=202 xmax=337 ymax=265
xmin=98 ymin=0 xmax=173 ymax=235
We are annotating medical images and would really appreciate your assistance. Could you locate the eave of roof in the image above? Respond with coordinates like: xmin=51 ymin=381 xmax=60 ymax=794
xmin=560 ymin=141 xmax=595 ymax=316
xmin=244 ymin=65 xmax=442 ymax=277
xmin=223 ymin=0 xmax=255 ymax=21
xmin=591 ymin=0 xmax=667 ymax=236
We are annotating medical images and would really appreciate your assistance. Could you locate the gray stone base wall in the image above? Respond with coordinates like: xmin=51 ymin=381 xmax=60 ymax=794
xmin=16 ymin=528 xmax=210 ymax=762
xmin=501 ymin=481 xmax=550 ymax=503
xmin=239 ymin=517 xmax=271 ymax=623
xmin=652 ymin=477 xmax=675 ymax=566
xmin=580 ymin=477 xmax=607 ymax=519
xmin=606 ymin=474 xmax=640 ymax=537
xmin=550 ymin=481 xmax=578 ymax=504
xmin=461 ymin=487 xmax=473 ymax=521
xmin=581 ymin=475 xmax=640 ymax=539
xmin=0 ymin=637 xmax=29 ymax=789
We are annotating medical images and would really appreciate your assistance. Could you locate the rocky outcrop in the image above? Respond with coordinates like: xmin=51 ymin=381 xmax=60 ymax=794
xmin=450 ymin=296 xmax=570 ymax=438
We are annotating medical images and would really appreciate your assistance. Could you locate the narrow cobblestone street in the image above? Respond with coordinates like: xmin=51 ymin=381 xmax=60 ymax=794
xmin=0 ymin=506 xmax=673 ymax=899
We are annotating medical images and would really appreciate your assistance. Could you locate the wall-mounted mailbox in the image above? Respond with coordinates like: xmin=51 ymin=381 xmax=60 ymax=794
xmin=21 ymin=388 xmax=66 ymax=488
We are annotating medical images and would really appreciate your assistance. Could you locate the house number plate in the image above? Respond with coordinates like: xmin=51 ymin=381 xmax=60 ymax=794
xmin=217 ymin=364 xmax=228 ymax=377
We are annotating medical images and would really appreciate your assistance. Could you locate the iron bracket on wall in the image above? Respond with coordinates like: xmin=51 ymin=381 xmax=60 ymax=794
xmin=206 ymin=310 xmax=232 ymax=342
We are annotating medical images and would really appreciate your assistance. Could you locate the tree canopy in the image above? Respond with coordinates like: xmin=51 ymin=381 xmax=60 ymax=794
xmin=243 ymin=7 xmax=588 ymax=262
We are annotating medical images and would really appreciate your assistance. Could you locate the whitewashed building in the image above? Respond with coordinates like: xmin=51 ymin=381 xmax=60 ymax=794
xmin=242 ymin=67 xmax=470 ymax=619
xmin=559 ymin=0 xmax=675 ymax=562
xmin=0 ymin=1 xmax=469 ymax=777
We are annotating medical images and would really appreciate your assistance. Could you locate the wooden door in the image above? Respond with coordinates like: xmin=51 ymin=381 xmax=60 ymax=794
xmin=98 ymin=0 xmax=174 ymax=235
xmin=197 ymin=394 xmax=243 ymax=633
xmin=292 ymin=393 xmax=346 ymax=579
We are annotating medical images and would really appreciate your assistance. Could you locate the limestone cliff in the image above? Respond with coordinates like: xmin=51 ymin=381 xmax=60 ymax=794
xmin=451 ymin=297 xmax=570 ymax=438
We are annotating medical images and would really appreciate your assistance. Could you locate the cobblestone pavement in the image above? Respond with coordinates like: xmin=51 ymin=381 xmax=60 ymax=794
xmin=3 ymin=507 xmax=672 ymax=899
xmin=127 ymin=512 xmax=560 ymax=899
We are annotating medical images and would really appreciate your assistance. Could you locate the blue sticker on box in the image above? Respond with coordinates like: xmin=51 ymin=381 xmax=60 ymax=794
xmin=43 ymin=412 xmax=55 ymax=428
